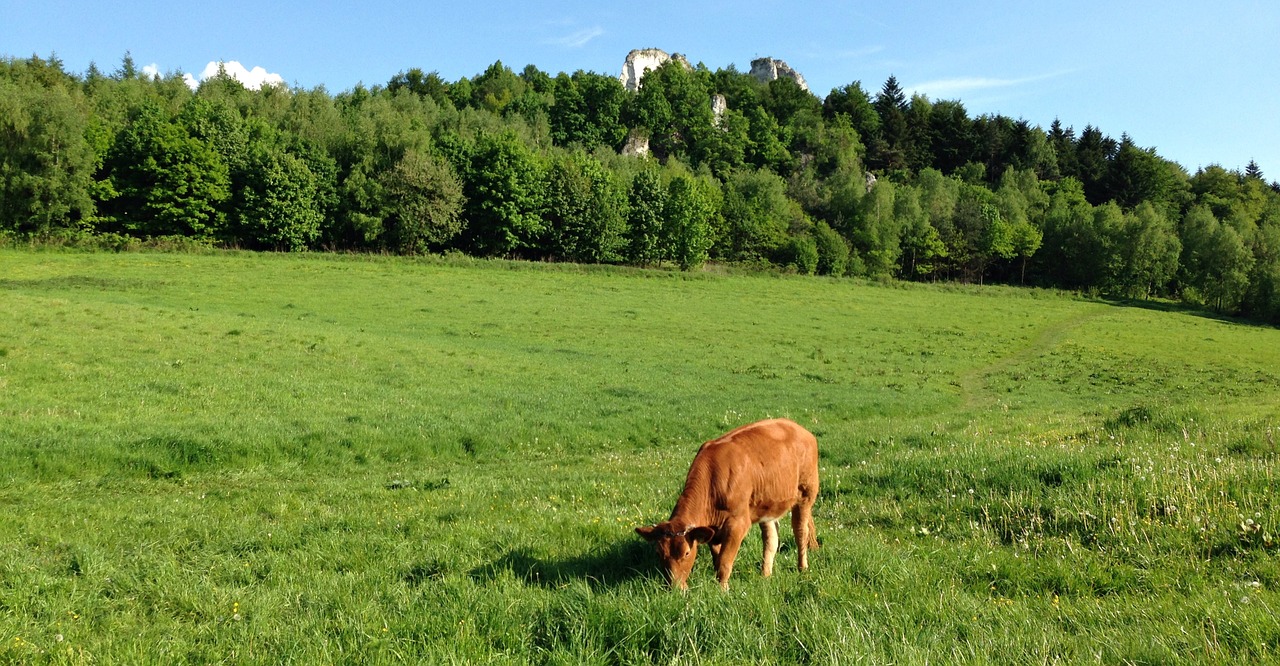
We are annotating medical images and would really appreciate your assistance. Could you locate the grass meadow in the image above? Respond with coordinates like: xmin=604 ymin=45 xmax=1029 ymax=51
xmin=1 ymin=248 xmax=1278 ymax=664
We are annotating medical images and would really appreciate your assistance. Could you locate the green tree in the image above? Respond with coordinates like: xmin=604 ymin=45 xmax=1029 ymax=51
xmin=915 ymin=168 xmax=961 ymax=274
xmin=950 ymin=184 xmax=1013 ymax=282
xmin=1008 ymin=218 xmax=1043 ymax=285
xmin=1036 ymin=179 xmax=1104 ymax=289
xmin=712 ymin=65 xmax=764 ymax=115
xmin=448 ymin=77 xmax=473 ymax=109
xmin=780 ymin=234 xmax=819 ymax=275
xmin=745 ymin=106 xmax=792 ymax=174
xmin=549 ymin=72 xmax=588 ymax=148
xmin=903 ymin=94 xmax=934 ymax=171
xmin=471 ymin=61 xmax=525 ymax=114
xmin=1180 ymin=205 xmax=1254 ymax=312
xmin=180 ymin=96 xmax=249 ymax=177
xmin=1048 ymin=119 xmax=1078 ymax=181
xmin=387 ymin=68 xmax=453 ymax=108
xmin=1105 ymin=136 xmax=1174 ymax=211
xmin=719 ymin=169 xmax=797 ymax=262
xmin=1089 ymin=202 xmax=1127 ymax=287
xmin=928 ymin=100 xmax=975 ymax=175
xmin=1242 ymin=209 xmax=1280 ymax=321
xmin=1190 ymin=165 xmax=1241 ymax=222
xmin=1075 ymin=125 xmax=1117 ymax=204
xmin=326 ymin=90 xmax=433 ymax=249
xmin=379 ymin=149 xmax=466 ymax=253
xmin=1111 ymin=202 xmax=1180 ymax=298
xmin=662 ymin=173 xmax=718 ymax=270
xmin=995 ymin=172 xmax=1043 ymax=283
xmin=551 ymin=71 xmax=627 ymax=151
xmin=822 ymin=81 xmax=880 ymax=149
xmin=978 ymin=203 xmax=1015 ymax=278
xmin=0 ymin=74 xmax=97 ymax=233
xmin=812 ymin=220 xmax=850 ymax=276
xmin=98 ymin=102 xmax=230 ymax=239
xmin=871 ymin=75 xmax=908 ymax=170
xmin=701 ymin=107 xmax=750 ymax=178
xmin=852 ymin=178 xmax=902 ymax=277
xmin=333 ymin=162 xmax=386 ymax=248
xmin=895 ymin=184 xmax=946 ymax=279
xmin=810 ymin=114 xmax=865 ymax=179
xmin=574 ymin=71 xmax=628 ymax=150
xmin=234 ymin=143 xmax=324 ymax=251
xmin=544 ymin=149 xmax=627 ymax=263
xmin=625 ymin=168 xmax=666 ymax=266
xmin=1201 ymin=224 xmax=1254 ymax=312
xmin=971 ymin=115 xmax=1021 ymax=184
xmin=762 ymin=76 xmax=821 ymax=130
xmin=459 ymin=130 xmax=547 ymax=257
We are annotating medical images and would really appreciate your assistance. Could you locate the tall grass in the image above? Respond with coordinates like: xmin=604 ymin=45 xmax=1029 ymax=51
xmin=1 ymin=249 xmax=1277 ymax=663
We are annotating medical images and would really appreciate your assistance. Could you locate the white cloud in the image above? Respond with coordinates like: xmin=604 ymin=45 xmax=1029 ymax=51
xmin=906 ymin=72 xmax=1068 ymax=100
xmin=183 ymin=60 xmax=286 ymax=91
xmin=141 ymin=63 xmax=162 ymax=79
xmin=548 ymin=26 xmax=604 ymax=49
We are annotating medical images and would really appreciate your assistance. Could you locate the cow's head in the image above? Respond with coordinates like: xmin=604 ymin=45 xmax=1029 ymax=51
xmin=635 ymin=521 xmax=715 ymax=590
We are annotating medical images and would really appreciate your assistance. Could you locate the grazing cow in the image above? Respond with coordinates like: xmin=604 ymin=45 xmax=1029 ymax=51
xmin=636 ymin=418 xmax=819 ymax=590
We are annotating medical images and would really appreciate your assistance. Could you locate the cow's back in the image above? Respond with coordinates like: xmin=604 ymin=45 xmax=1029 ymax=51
xmin=692 ymin=419 xmax=818 ymax=515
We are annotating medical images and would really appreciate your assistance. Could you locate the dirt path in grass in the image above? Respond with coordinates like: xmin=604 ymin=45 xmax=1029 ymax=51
xmin=956 ymin=305 xmax=1110 ymax=410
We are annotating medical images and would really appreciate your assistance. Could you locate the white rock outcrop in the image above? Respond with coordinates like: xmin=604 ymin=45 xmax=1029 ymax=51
xmin=621 ymin=130 xmax=651 ymax=157
xmin=749 ymin=57 xmax=810 ymax=93
xmin=711 ymin=93 xmax=728 ymax=125
xmin=619 ymin=48 xmax=692 ymax=92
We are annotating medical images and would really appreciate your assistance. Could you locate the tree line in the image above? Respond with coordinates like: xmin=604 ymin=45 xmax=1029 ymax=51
xmin=4 ymin=53 xmax=1280 ymax=321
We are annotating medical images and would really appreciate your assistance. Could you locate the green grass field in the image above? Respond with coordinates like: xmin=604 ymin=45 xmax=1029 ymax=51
xmin=1 ymin=248 xmax=1278 ymax=664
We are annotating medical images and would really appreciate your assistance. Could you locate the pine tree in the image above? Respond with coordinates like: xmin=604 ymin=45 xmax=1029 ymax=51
xmin=872 ymin=75 xmax=909 ymax=170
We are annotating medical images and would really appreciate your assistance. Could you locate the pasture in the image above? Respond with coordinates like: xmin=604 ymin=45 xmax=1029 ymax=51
xmin=1 ymin=248 xmax=1277 ymax=664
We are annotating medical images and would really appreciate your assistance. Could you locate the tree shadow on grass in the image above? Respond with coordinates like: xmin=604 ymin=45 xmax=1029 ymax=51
xmin=469 ymin=539 xmax=658 ymax=590
xmin=1103 ymin=295 xmax=1277 ymax=329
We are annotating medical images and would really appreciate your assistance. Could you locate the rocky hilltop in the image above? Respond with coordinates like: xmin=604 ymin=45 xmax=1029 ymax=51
xmin=619 ymin=50 xmax=809 ymax=94
xmin=749 ymin=57 xmax=809 ymax=92
xmin=618 ymin=48 xmax=692 ymax=92
xmin=617 ymin=50 xmax=810 ymax=156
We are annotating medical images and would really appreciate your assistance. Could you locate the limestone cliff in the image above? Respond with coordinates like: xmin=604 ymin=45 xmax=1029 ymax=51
xmin=711 ymin=94 xmax=727 ymax=125
xmin=749 ymin=57 xmax=810 ymax=93
xmin=618 ymin=48 xmax=692 ymax=92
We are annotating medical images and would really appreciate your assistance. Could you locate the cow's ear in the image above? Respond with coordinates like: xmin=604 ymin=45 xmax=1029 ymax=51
xmin=635 ymin=525 xmax=661 ymax=541
xmin=685 ymin=526 xmax=716 ymax=544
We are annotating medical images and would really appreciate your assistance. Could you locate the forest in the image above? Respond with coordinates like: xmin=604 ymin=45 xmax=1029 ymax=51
xmin=4 ymin=52 xmax=1280 ymax=321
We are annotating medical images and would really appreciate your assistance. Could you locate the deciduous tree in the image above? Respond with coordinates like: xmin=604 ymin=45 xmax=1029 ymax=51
xmin=625 ymin=167 xmax=665 ymax=266
xmin=98 ymin=102 xmax=230 ymax=239
xmin=0 ymin=75 xmax=97 ymax=233
xmin=379 ymin=149 xmax=466 ymax=253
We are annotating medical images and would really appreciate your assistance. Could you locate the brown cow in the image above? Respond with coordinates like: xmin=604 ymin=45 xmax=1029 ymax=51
xmin=636 ymin=418 xmax=819 ymax=590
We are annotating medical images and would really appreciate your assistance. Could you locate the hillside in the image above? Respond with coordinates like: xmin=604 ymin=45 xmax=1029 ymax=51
xmin=5 ymin=52 xmax=1280 ymax=324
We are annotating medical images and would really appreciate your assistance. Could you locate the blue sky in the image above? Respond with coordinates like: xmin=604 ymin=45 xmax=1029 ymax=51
xmin=5 ymin=1 xmax=1277 ymax=177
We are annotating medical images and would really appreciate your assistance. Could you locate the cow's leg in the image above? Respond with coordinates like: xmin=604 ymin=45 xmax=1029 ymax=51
xmin=792 ymin=505 xmax=814 ymax=572
xmin=760 ymin=520 xmax=779 ymax=577
xmin=714 ymin=520 xmax=750 ymax=590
